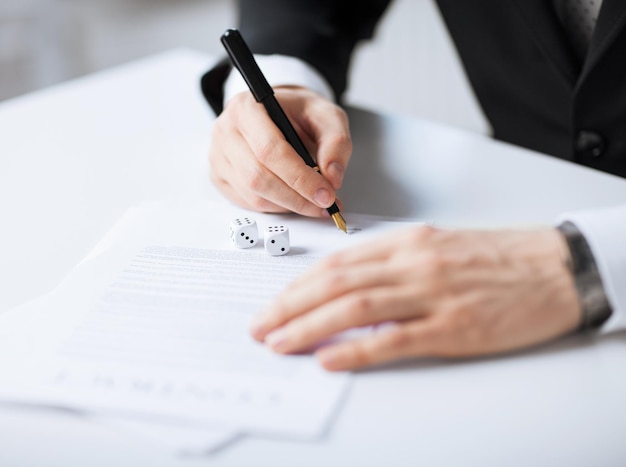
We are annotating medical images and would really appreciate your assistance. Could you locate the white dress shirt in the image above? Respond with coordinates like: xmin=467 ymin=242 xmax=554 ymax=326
xmin=223 ymin=54 xmax=334 ymax=104
xmin=224 ymin=54 xmax=626 ymax=335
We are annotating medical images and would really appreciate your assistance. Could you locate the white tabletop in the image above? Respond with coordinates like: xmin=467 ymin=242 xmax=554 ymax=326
xmin=1 ymin=49 xmax=626 ymax=467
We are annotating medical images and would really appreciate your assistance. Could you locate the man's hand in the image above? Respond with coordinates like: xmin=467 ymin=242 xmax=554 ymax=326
xmin=209 ymin=86 xmax=351 ymax=216
xmin=250 ymin=226 xmax=582 ymax=371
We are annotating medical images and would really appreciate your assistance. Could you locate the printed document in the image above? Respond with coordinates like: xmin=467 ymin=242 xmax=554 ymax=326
xmin=0 ymin=199 xmax=421 ymax=440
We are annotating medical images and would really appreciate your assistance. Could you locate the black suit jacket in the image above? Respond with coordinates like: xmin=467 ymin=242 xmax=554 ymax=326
xmin=201 ymin=0 xmax=626 ymax=178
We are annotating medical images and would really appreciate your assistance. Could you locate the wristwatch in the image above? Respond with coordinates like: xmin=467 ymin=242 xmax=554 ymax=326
xmin=557 ymin=221 xmax=613 ymax=330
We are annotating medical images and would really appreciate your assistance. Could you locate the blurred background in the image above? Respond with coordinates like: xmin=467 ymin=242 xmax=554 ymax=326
xmin=0 ymin=0 xmax=488 ymax=134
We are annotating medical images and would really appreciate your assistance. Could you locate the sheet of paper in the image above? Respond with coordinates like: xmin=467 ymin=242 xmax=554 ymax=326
xmin=0 ymin=198 xmax=422 ymax=439
xmin=0 ymin=298 xmax=241 ymax=456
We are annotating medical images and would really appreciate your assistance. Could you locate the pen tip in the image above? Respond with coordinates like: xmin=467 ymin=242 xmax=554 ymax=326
xmin=331 ymin=212 xmax=348 ymax=233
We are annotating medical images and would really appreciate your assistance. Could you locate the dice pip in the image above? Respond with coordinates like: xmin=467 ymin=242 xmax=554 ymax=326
xmin=265 ymin=225 xmax=290 ymax=256
xmin=229 ymin=217 xmax=258 ymax=248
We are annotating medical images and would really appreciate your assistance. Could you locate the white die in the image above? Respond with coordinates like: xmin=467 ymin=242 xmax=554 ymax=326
xmin=229 ymin=217 xmax=259 ymax=248
xmin=265 ymin=225 xmax=290 ymax=256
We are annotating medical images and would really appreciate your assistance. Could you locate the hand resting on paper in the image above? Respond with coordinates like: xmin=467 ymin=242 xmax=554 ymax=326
xmin=250 ymin=226 xmax=583 ymax=371
xmin=209 ymin=86 xmax=350 ymax=217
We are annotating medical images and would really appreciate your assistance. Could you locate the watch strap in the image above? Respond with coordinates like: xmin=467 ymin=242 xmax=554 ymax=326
xmin=557 ymin=221 xmax=612 ymax=330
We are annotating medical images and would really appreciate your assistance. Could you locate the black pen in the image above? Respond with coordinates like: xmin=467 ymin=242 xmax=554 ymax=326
xmin=220 ymin=28 xmax=347 ymax=233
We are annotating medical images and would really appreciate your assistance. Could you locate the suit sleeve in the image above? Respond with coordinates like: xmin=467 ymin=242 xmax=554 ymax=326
xmin=201 ymin=0 xmax=392 ymax=114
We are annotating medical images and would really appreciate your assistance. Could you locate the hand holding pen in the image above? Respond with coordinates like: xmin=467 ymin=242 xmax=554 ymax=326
xmin=208 ymin=29 xmax=350 ymax=231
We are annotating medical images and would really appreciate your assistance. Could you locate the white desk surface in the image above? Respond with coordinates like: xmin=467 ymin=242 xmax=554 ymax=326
xmin=1 ymin=49 xmax=626 ymax=467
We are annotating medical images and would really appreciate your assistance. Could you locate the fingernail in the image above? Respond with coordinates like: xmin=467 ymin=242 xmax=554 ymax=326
xmin=265 ymin=329 xmax=289 ymax=352
xmin=328 ymin=162 xmax=345 ymax=186
xmin=313 ymin=188 xmax=332 ymax=208
xmin=249 ymin=315 xmax=265 ymax=339
xmin=317 ymin=348 xmax=340 ymax=370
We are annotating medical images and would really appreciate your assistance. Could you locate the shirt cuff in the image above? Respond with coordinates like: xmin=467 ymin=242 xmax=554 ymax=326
xmin=558 ymin=204 xmax=626 ymax=334
xmin=223 ymin=54 xmax=335 ymax=105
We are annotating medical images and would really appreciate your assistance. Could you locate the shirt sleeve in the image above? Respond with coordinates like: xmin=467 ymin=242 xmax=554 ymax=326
xmin=559 ymin=204 xmax=626 ymax=334
xmin=223 ymin=54 xmax=335 ymax=105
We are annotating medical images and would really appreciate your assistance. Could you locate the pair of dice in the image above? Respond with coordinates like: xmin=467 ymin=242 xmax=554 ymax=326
xmin=229 ymin=218 xmax=290 ymax=256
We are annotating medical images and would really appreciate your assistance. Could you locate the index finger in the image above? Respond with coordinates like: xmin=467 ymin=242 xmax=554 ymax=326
xmin=316 ymin=319 xmax=444 ymax=371
xmin=296 ymin=98 xmax=352 ymax=190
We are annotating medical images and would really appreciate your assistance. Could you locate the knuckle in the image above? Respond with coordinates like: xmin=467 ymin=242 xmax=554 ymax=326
xmin=317 ymin=253 xmax=344 ymax=274
xmin=407 ymin=225 xmax=437 ymax=245
xmin=419 ymin=250 xmax=446 ymax=277
xmin=438 ymin=308 xmax=485 ymax=354
xmin=323 ymin=271 xmax=347 ymax=296
xmin=248 ymin=195 xmax=272 ymax=212
xmin=285 ymin=195 xmax=317 ymax=216
xmin=208 ymin=169 xmax=223 ymax=188
xmin=207 ymin=149 xmax=222 ymax=174
xmin=383 ymin=328 xmax=412 ymax=352
xmin=327 ymin=131 xmax=352 ymax=154
xmin=320 ymin=100 xmax=347 ymax=121
xmin=229 ymin=91 xmax=252 ymax=111
xmin=334 ymin=105 xmax=349 ymax=122
xmin=272 ymin=302 xmax=293 ymax=324
xmin=210 ymin=114 xmax=227 ymax=134
xmin=246 ymin=167 xmax=267 ymax=193
xmin=289 ymin=197 xmax=308 ymax=215
xmin=207 ymin=150 xmax=216 ymax=170
xmin=450 ymin=306 xmax=476 ymax=330
xmin=211 ymin=111 xmax=238 ymax=139
xmin=345 ymin=294 xmax=373 ymax=323
xmin=324 ymin=253 xmax=344 ymax=269
xmin=346 ymin=341 xmax=373 ymax=368
xmin=288 ymin=169 xmax=312 ymax=193
xmin=291 ymin=196 xmax=313 ymax=216
xmin=254 ymin=139 xmax=279 ymax=165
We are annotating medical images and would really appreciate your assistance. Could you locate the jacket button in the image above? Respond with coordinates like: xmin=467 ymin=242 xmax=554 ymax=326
xmin=575 ymin=130 xmax=605 ymax=158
